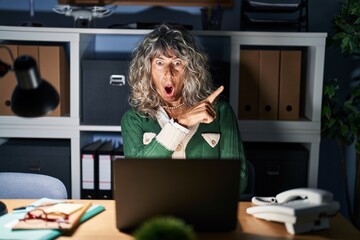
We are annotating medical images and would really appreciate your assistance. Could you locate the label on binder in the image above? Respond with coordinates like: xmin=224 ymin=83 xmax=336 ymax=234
xmin=82 ymin=154 xmax=95 ymax=189
xmin=99 ymin=155 xmax=111 ymax=190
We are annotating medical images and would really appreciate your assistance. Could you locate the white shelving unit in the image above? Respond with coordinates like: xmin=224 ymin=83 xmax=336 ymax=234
xmin=229 ymin=32 xmax=327 ymax=188
xmin=0 ymin=26 xmax=326 ymax=198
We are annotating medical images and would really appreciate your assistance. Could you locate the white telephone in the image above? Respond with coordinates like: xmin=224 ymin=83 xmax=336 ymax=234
xmin=246 ymin=188 xmax=340 ymax=234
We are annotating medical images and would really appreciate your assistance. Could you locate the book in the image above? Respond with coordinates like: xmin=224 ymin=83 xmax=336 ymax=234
xmin=0 ymin=198 xmax=105 ymax=240
xmin=12 ymin=201 xmax=91 ymax=230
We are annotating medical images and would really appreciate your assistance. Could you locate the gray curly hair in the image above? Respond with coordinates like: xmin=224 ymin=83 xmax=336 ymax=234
xmin=127 ymin=23 xmax=214 ymax=119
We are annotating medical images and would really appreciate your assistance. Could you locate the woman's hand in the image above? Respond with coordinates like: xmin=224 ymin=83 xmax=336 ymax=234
xmin=176 ymin=86 xmax=224 ymax=128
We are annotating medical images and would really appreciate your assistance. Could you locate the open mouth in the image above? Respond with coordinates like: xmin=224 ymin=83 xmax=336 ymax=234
xmin=165 ymin=86 xmax=173 ymax=95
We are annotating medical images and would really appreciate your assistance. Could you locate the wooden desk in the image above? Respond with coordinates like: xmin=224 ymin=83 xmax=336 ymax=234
xmin=2 ymin=199 xmax=360 ymax=240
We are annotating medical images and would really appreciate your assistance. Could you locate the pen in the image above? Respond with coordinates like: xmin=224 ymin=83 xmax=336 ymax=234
xmin=13 ymin=201 xmax=71 ymax=211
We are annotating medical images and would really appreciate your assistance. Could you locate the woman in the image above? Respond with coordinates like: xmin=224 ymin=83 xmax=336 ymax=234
xmin=121 ymin=23 xmax=247 ymax=193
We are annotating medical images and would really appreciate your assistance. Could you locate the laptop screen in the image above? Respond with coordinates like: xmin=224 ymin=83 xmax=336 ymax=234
xmin=112 ymin=158 xmax=241 ymax=232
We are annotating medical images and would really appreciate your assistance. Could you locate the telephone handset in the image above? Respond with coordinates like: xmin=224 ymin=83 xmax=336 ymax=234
xmin=277 ymin=188 xmax=335 ymax=204
xmin=246 ymin=188 xmax=340 ymax=234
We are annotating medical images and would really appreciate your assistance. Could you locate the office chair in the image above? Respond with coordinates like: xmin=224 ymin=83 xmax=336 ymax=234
xmin=240 ymin=160 xmax=255 ymax=201
xmin=0 ymin=172 xmax=68 ymax=199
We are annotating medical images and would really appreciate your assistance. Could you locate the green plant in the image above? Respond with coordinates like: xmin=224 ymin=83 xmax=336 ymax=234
xmin=322 ymin=0 xmax=360 ymax=229
xmin=332 ymin=0 xmax=360 ymax=56
xmin=322 ymin=79 xmax=360 ymax=150
xmin=133 ymin=216 xmax=197 ymax=240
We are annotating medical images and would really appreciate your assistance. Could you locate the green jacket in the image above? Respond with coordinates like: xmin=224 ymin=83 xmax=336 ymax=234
xmin=121 ymin=100 xmax=248 ymax=193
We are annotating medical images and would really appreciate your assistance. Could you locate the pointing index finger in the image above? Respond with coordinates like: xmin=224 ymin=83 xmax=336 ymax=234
xmin=206 ymin=86 xmax=224 ymax=103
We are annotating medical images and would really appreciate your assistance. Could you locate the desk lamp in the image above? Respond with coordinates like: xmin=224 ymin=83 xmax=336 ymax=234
xmin=0 ymin=46 xmax=59 ymax=117
xmin=0 ymin=47 xmax=60 ymax=216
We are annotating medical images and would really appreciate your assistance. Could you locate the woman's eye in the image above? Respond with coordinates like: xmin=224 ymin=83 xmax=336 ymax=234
xmin=173 ymin=60 xmax=183 ymax=69
xmin=153 ymin=60 xmax=164 ymax=69
xmin=156 ymin=60 xmax=164 ymax=66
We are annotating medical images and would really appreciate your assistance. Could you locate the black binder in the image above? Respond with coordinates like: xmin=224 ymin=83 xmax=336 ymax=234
xmin=112 ymin=145 xmax=124 ymax=159
xmin=97 ymin=141 xmax=114 ymax=199
xmin=80 ymin=140 xmax=104 ymax=199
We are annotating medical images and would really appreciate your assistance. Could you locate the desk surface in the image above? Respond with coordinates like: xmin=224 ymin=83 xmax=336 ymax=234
xmin=2 ymin=199 xmax=360 ymax=240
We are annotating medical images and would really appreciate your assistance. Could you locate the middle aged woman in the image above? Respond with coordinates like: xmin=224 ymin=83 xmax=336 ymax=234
xmin=121 ymin=23 xmax=248 ymax=193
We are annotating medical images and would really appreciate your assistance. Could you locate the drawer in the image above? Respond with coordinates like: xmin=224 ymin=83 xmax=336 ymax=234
xmin=0 ymin=138 xmax=71 ymax=197
xmin=244 ymin=142 xmax=308 ymax=196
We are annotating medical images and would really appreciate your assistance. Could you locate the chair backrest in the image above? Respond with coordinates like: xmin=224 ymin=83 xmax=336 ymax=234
xmin=0 ymin=172 xmax=68 ymax=199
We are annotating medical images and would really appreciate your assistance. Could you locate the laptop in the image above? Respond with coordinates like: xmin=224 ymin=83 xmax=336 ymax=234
xmin=112 ymin=158 xmax=241 ymax=232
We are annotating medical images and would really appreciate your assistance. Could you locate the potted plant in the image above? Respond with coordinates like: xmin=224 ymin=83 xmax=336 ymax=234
xmin=133 ymin=216 xmax=197 ymax=240
xmin=321 ymin=0 xmax=360 ymax=229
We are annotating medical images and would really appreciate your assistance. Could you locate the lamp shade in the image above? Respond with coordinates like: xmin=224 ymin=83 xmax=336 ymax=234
xmin=11 ymin=56 xmax=59 ymax=117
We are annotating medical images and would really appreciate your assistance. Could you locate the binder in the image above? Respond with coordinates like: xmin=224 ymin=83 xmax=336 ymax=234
xmin=259 ymin=50 xmax=280 ymax=120
xmin=97 ymin=141 xmax=114 ymax=199
xmin=239 ymin=49 xmax=260 ymax=119
xmin=112 ymin=144 xmax=124 ymax=159
xmin=111 ymin=144 xmax=124 ymax=200
xmin=81 ymin=140 xmax=104 ymax=199
xmin=0 ymin=44 xmax=18 ymax=115
xmin=39 ymin=46 xmax=70 ymax=116
xmin=279 ymin=50 xmax=302 ymax=120
xmin=18 ymin=45 xmax=39 ymax=61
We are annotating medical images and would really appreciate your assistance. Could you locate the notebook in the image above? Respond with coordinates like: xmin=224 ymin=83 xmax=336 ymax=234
xmin=112 ymin=158 xmax=241 ymax=232
xmin=0 ymin=198 xmax=105 ymax=240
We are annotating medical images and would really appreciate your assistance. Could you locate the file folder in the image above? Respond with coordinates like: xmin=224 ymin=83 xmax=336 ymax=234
xmin=239 ymin=49 xmax=260 ymax=119
xmin=0 ymin=44 xmax=18 ymax=115
xmin=97 ymin=141 xmax=114 ymax=199
xmin=81 ymin=140 xmax=104 ymax=199
xmin=18 ymin=45 xmax=39 ymax=61
xmin=259 ymin=50 xmax=280 ymax=120
xmin=39 ymin=46 xmax=70 ymax=116
xmin=279 ymin=50 xmax=302 ymax=120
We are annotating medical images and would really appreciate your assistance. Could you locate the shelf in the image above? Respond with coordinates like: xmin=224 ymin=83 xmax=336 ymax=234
xmin=238 ymin=120 xmax=321 ymax=143
xmin=0 ymin=26 xmax=326 ymax=198
xmin=79 ymin=125 xmax=122 ymax=132
xmin=0 ymin=116 xmax=78 ymax=126
xmin=57 ymin=0 xmax=234 ymax=8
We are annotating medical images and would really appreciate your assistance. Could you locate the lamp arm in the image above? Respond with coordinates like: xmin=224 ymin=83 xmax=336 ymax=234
xmin=0 ymin=46 xmax=14 ymax=77
xmin=0 ymin=45 xmax=15 ymax=63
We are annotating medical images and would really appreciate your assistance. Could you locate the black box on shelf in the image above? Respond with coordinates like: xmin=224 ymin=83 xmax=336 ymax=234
xmin=0 ymin=138 xmax=71 ymax=198
xmin=244 ymin=142 xmax=309 ymax=196
xmin=82 ymin=59 xmax=131 ymax=125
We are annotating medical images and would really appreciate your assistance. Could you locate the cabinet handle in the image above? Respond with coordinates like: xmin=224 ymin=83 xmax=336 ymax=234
xmin=266 ymin=165 xmax=280 ymax=176
xmin=266 ymin=170 xmax=280 ymax=176
xmin=109 ymin=75 xmax=125 ymax=86
xmin=28 ymin=167 xmax=41 ymax=171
